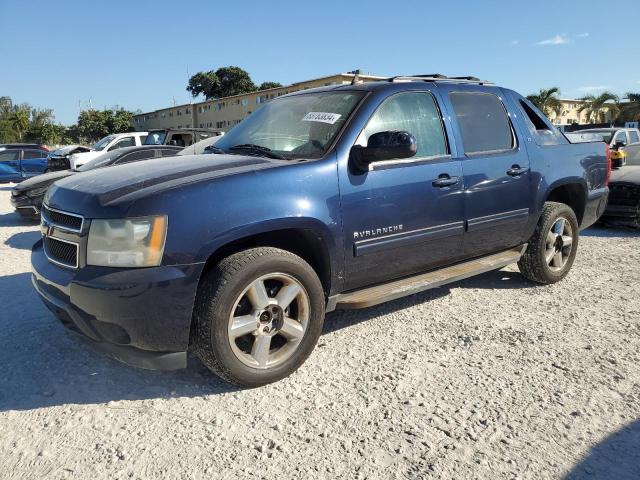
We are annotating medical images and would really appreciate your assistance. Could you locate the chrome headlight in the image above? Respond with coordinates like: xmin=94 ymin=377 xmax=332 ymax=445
xmin=87 ymin=216 xmax=167 ymax=267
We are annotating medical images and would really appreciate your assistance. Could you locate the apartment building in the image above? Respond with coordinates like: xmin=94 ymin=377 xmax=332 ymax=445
xmin=132 ymin=72 xmax=385 ymax=132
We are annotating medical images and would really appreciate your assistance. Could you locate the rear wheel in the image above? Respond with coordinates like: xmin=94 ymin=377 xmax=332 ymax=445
xmin=193 ymin=247 xmax=325 ymax=387
xmin=518 ymin=202 xmax=579 ymax=284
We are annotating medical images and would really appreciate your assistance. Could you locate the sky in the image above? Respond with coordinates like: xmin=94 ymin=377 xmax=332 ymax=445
xmin=1 ymin=0 xmax=639 ymax=126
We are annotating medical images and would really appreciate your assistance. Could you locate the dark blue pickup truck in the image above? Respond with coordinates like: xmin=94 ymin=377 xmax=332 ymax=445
xmin=31 ymin=75 xmax=610 ymax=386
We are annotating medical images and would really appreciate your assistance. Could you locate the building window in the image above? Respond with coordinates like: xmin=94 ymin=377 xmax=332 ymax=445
xmin=241 ymin=98 xmax=248 ymax=106
xmin=169 ymin=112 xmax=173 ymax=117
xmin=186 ymin=107 xmax=191 ymax=114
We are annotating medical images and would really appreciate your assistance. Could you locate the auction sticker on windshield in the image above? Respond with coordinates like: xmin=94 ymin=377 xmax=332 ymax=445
xmin=302 ymin=112 xmax=342 ymax=124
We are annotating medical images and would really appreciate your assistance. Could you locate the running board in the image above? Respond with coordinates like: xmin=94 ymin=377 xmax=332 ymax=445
xmin=327 ymin=245 xmax=526 ymax=311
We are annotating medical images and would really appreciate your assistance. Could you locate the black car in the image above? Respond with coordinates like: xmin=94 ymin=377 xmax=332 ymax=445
xmin=601 ymin=166 xmax=640 ymax=228
xmin=11 ymin=145 xmax=181 ymax=219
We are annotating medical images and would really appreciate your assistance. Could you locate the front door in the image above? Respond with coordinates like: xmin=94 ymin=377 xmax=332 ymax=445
xmin=0 ymin=149 xmax=21 ymax=182
xmin=439 ymin=85 xmax=533 ymax=257
xmin=339 ymin=90 xmax=465 ymax=291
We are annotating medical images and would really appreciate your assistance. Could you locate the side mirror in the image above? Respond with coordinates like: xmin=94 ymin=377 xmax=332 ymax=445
xmin=614 ymin=140 xmax=626 ymax=150
xmin=351 ymin=131 xmax=417 ymax=171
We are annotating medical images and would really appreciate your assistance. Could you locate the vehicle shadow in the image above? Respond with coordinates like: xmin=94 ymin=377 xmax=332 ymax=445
xmin=0 ymin=265 xmax=538 ymax=412
xmin=0 ymin=272 xmax=237 ymax=412
xmin=4 ymin=231 xmax=40 ymax=250
xmin=583 ymin=225 xmax=640 ymax=238
xmin=0 ymin=211 xmax=38 ymax=227
xmin=564 ymin=419 xmax=640 ymax=480
xmin=0 ymin=186 xmax=15 ymax=191
xmin=324 ymin=267 xmax=536 ymax=335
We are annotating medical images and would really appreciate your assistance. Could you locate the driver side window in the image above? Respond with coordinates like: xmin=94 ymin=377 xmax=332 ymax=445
xmin=614 ymin=131 xmax=628 ymax=145
xmin=356 ymin=92 xmax=449 ymax=159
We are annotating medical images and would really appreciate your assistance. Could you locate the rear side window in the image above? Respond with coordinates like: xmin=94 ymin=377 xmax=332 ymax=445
xmin=115 ymin=150 xmax=155 ymax=164
xmin=450 ymin=92 xmax=514 ymax=154
xmin=630 ymin=131 xmax=640 ymax=144
xmin=359 ymin=91 xmax=448 ymax=159
xmin=23 ymin=149 xmax=47 ymax=159
xmin=160 ymin=148 xmax=179 ymax=157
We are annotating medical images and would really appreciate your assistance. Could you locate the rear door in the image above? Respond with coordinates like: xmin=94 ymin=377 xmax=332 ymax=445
xmin=20 ymin=149 xmax=48 ymax=177
xmin=0 ymin=149 xmax=21 ymax=182
xmin=339 ymin=89 xmax=465 ymax=290
xmin=439 ymin=85 xmax=533 ymax=257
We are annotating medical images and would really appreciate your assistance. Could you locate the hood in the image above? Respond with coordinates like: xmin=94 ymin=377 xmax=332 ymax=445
xmin=69 ymin=150 xmax=101 ymax=168
xmin=51 ymin=145 xmax=90 ymax=156
xmin=45 ymin=154 xmax=280 ymax=216
xmin=610 ymin=166 xmax=640 ymax=185
xmin=15 ymin=170 xmax=75 ymax=191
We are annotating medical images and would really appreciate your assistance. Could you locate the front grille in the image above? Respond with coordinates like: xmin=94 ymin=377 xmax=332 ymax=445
xmin=48 ymin=156 xmax=70 ymax=171
xmin=44 ymin=236 xmax=78 ymax=268
xmin=608 ymin=184 xmax=640 ymax=207
xmin=42 ymin=205 xmax=83 ymax=231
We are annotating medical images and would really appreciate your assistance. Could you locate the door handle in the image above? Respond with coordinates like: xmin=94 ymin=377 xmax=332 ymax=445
xmin=432 ymin=174 xmax=459 ymax=188
xmin=507 ymin=165 xmax=529 ymax=176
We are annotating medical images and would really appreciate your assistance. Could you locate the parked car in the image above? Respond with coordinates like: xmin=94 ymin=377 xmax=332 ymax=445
xmin=575 ymin=128 xmax=640 ymax=168
xmin=144 ymin=128 xmax=223 ymax=148
xmin=0 ymin=144 xmax=49 ymax=183
xmin=600 ymin=165 xmax=640 ymax=228
xmin=11 ymin=145 xmax=181 ymax=219
xmin=177 ymin=134 xmax=224 ymax=156
xmin=48 ymin=132 xmax=149 ymax=171
xmin=32 ymin=75 xmax=610 ymax=387
xmin=45 ymin=145 xmax=91 ymax=171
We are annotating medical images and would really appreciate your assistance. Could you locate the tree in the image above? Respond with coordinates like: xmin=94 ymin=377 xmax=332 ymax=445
xmin=186 ymin=71 xmax=220 ymax=99
xmin=526 ymin=87 xmax=563 ymax=118
xmin=620 ymin=92 xmax=640 ymax=122
xmin=577 ymin=92 xmax=620 ymax=124
xmin=214 ymin=66 xmax=256 ymax=97
xmin=10 ymin=108 xmax=30 ymax=141
xmin=186 ymin=66 xmax=259 ymax=99
xmin=258 ymin=81 xmax=283 ymax=90
xmin=40 ymin=122 xmax=65 ymax=145
xmin=76 ymin=108 xmax=135 ymax=143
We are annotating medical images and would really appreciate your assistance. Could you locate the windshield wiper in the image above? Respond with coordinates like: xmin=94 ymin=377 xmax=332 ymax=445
xmin=227 ymin=144 xmax=286 ymax=160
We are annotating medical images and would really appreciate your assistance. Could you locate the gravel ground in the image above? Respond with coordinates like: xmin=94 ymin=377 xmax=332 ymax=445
xmin=0 ymin=184 xmax=639 ymax=480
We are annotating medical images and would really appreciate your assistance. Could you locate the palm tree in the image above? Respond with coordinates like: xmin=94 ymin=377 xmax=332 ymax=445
xmin=577 ymin=92 xmax=620 ymax=124
xmin=10 ymin=109 xmax=30 ymax=141
xmin=621 ymin=92 xmax=640 ymax=121
xmin=527 ymin=87 xmax=563 ymax=118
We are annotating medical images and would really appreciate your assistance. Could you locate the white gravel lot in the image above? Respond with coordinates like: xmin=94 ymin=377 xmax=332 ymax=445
xmin=0 ymin=184 xmax=639 ymax=480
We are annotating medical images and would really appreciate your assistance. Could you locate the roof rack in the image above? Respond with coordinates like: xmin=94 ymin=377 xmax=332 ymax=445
xmin=387 ymin=74 xmax=493 ymax=85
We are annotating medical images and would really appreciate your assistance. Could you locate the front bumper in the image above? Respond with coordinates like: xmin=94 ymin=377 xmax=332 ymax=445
xmin=31 ymin=240 xmax=205 ymax=370
xmin=11 ymin=191 xmax=42 ymax=218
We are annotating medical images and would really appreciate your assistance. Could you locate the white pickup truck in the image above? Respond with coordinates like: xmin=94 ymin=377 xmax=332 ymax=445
xmin=66 ymin=132 xmax=149 ymax=169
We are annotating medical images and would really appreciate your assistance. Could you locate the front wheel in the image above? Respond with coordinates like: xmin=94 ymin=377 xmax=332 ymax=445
xmin=518 ymin=202 xmax=579 ymax=284
xmin=193 ymin=247 xmax=325 ymax=387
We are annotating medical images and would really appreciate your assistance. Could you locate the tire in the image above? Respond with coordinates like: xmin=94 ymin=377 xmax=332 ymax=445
xmin=193 ymin=247 xmax=325 ymax=387
xmin=518 ymin=202 xmax=579 ymax=284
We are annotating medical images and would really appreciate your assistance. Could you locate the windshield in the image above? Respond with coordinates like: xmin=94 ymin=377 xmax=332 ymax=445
xmin=145 ymin=131 xmax=167 ymax=145
xmin=214 ymin=91 xmax=366 ymax=159
xmin=75 ymin=151 xmax=117 ymax=172
xmin=92 ymin=135 xmax=117 ymax=151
